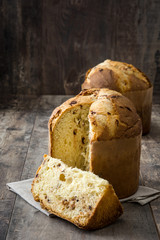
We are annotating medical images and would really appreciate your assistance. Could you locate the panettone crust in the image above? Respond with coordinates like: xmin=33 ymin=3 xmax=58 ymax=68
xmin=81 ymin=60 xmax=152 ymax=134
xmin=49 ymin=88 xmax=141 ymax=146
xmin=82 ymin=59 xmax=151 ymax=93
xmin=49 ymin=88 xmax=142 ymax=198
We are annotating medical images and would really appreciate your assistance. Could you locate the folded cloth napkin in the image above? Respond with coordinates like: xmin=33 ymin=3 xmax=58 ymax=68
xmin=7 ymin=179 xmax=160 ymax=216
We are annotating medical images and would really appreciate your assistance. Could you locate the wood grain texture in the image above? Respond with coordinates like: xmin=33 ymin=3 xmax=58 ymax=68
xmin=0 ymin=0 xmax=42 ymax=97
xmin=6 ymin=201 xmax=159 ymax=240
xmin=141 ymin=104 xmax=160 ymax=236
xmin=0 ymin=0 xmax=160 ymax=96
xmin=114 ymin=0 xmax=160 ymax=83
xmin=42 ymin=0 xmax=115 ymax=95
xmin=2 ymin=95 xmax=159 ymax=240
xmin=0 ymin=96 xmax=39 ymax=240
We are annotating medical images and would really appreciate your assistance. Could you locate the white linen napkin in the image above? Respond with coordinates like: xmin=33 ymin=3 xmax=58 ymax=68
xmin=7 ymin=178 xmax=49 ymax=216
xmin=7 ymin=179 xmax=160 ymax=216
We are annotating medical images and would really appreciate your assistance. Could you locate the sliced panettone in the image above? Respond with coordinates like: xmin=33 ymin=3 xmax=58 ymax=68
xmin=31 ymin=155 xmax=123 ymax=230
xmin=82 ymin=59 xmax=153 ymax=134
xmin=49 ymin=88 xmax=142 ymax=198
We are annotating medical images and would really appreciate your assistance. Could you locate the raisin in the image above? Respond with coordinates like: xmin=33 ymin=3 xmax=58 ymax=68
xmin=71 ymin=203 xmax=75 ymax=210
xmin=59 ymin=174 xmax=66 ymax=181
xmin=73 ymin=110 xmax=77 ymax=114
xmin=71 ymin=196 xmax=77 ymax=200
xmin=73 ymin=129 xmax=77 ymax=135
xmin=69 ymin=100 xmax=77 ymax=106
xmin=62 ymin=199 xmax=68 ymax=205
xmin=92 ymin=120 xmax=97 ymax=126
xmin=57 ymin=163 xmax=61 ymax=167
xmin=107 ymin=112 xmax=111 ymax=115
xmin=36 ymin=174 xmax=38 ymax=177
xmin=82 ymin=137 xmax=85 ymax=144
xmin=110 ymin=95 xmax=117 ymax=98
xmin=99 ymin=69 xmax=103 ymax=72
xmin=126 ymin=106 xmax=132 ymax=111
xmin=57 ymin=109 xmax=61 ymax=114
xmin=91 ymin=111 xmax=95 ymax=114
xmin=89 ymin=205 xmax=92 ymax=210
xmin=116 ymin=119 xmax=119 ymax=126
xmin=110 ymin=95 xmax=121 ymax=99
xmin=54 ymin=109 xmax=62 ymax=118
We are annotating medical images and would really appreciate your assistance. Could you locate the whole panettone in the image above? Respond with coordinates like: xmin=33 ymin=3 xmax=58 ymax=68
xmin=82 ymin=60 xmax=153 ymax=134
xmin=49 ymin=88 xmax=142 ymax=199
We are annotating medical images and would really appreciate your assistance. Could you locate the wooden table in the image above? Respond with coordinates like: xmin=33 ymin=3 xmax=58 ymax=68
xmin=0 ymin=95 xmax=160 ymax=240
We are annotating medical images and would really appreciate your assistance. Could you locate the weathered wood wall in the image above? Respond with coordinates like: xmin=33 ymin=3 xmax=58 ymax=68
xmin=0 ymin=0 xmax=160 ymax=96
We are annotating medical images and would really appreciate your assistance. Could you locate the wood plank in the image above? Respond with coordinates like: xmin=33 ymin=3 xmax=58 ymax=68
xmin=4 ymin=0 xmax=160 ymax=95
xmin=6 ymin=96 xmax=159 ymax=240
xmin=6 ymin=200 xmax=159 ymax=240
xmin=104 ymin=0 xmax=160 ymax=88
xmin=0 ymin=96 xmax=39 ymax=240
xmin=142 ymin=104 xmax=160 ymax=143
xmin=141 ymin=142 xmax=160 ymax=235
xmin=0 ymin=0 xmax=42 ymax=97
xmin=42 ymin=0 xmax=115 ymax=95
xmin=140 ymin=104 xmax=160 ymax=236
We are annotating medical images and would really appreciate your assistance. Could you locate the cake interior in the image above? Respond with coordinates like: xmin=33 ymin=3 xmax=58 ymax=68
xmin=51 ymin=104 xmax=91 ymax=170
xmin=33 ymin=157 xmax=108 ymax=221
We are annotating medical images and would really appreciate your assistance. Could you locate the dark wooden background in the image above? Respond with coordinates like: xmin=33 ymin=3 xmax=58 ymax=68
xmin=0 ymin=0 xmax=160 ymax=98
xmin=0 ymin=1 xmax=160 ymax=239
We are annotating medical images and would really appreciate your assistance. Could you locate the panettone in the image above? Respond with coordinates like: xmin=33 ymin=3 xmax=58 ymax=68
xmin=31 ymin=155 xmax=123 ymax=230
xmin=82 ymin=60 xmax=153 ymax=134
xmin=49 ymin=88 xmax=142 ymax=198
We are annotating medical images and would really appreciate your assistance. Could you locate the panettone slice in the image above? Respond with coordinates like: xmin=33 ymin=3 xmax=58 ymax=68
xmin=31 ymin=155 xmax=123 ymax=230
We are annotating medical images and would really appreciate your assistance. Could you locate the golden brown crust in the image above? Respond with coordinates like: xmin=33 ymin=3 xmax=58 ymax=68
xmin=82 ymin=59 xmax=151 ymax=92
xmin=90 ymin=136 xmax=141 ymax=198
xmin=83 ymin=68 xmax=121 ymax=92
xmin=80 ymin=184 xmax=123 ymax=229
xmin=88 ymin=91 xmax=141 ymax=141
xmin=123 ymin=87 xmax=153 ymax=134
xmin=49 ymin=88 xmax=141 ymax=145
xmin=81 ymin=60 xmax=152 ymax=134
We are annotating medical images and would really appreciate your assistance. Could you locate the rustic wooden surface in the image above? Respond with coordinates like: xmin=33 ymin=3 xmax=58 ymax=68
xmin=0 ymin=95 xmax=160 ymax=240
xmin=0 ymin=0 xmax=160 ymax=96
